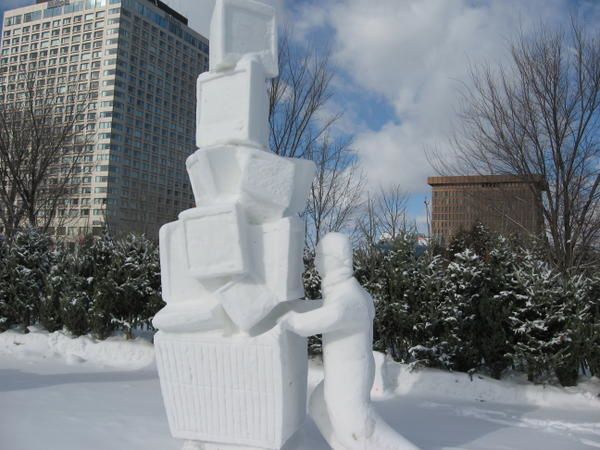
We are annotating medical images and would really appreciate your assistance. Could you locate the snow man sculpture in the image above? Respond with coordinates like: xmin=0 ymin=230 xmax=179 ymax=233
xmin=153 ymin=1 xmax=316 ymax=449
xmin=279 ymin=233 xmax=421 ymax=450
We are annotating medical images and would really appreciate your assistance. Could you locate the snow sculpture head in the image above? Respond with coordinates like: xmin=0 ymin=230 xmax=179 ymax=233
xmin=315 ymin=232 xmax=353 ymax=277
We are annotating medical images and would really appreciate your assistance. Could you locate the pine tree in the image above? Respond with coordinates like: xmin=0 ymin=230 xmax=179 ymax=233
xmin=580 ymin=275 xmax=600 ymax=377
xmin=0 ymin=235 xmax=10 ymax=331
xmin=40 ymin=242 xmax=75 ymax=333
xmin=369 ymin=234 xmax=423 ymax=361
xmin=508 ymin=252 xmax=580 ymax=385
xmin=83 ymin=233 xmax=119 ymax=339
xmin=437 ymin=248 xmax=484 ymax=372
xmin=302 ymin=249 xmax=323 ymax=356
xmin=0 ymin=228 xmax=53 ymax=331
xmin=406 ymin=254 xmax=446 ymax=368
xmin=477 ymin=236 xmax=518 ymax=379
xmin=112 ymin=234 xmax=162 ymax=339
xmin=61 ymin=290 xmax=92 ymax=337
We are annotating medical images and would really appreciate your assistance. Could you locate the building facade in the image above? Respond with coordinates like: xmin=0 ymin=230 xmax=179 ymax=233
xmin=428 ymin=175 xmax=546 ymax=243
xmin=0 ymin=0 xmax=208 ymax=238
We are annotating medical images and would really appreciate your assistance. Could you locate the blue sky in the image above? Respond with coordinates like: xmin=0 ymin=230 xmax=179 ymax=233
xmin=3 ymin=0 xmax=599 ymax=228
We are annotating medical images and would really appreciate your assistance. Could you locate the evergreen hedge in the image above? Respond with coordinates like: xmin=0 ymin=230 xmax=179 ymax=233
xmin=350 ymin=224 xmax=600 ymax=386
xmin=0 ymin=229 xmax=162 ymax=340
xmin=0 ymin=225 xmax=598 ymax=386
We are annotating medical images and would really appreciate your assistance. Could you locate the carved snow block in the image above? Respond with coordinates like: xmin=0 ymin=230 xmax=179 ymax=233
xmin=186 ymin=147 xmax=240 ymax=204
xmin=249 ymin=217 xmax=305 ymax=302
xmin=237 ymin=149 xmax=316 ymax=223
xmin=155 ymin=328 xmax=308 ymax=449
xmin=237 ymin=148 xmax=295 ymax=222
xmin=217 ymin=274 xmax=278 ymax=332
xmin=210 ymin=0 xmax=278 ymax=78
xmin=153 ymin=220 xmax=224 ymax=333
xmin=216 ymin=217 xmax=306 ymax=331
xmin=159 ymin=220 xmax=210 ymax=304
xmin=210 ymin=217 xmax=306 ymax=332
xmin=186 ymin=146 xmax=316 ymax=223
xmin=196 ymin=58 xmax=269 ymax=149
xmin=179 ymin=204 xmax=248 ymax=279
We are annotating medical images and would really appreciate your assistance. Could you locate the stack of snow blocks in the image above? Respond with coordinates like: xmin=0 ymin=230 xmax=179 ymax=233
xmin=153 ymin=1 xmax=316 ymax=449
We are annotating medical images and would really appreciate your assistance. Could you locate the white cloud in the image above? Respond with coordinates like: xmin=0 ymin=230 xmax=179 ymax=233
xmin=294 ymin=0 xmax=592 ymax=194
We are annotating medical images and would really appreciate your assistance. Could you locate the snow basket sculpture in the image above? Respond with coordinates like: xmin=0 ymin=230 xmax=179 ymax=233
xmin=153 ymin=1 xmax=315 ymax=449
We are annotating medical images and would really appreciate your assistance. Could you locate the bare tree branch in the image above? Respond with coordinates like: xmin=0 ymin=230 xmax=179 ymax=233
xmin=268 ymin=29 xmax=363 ymax=248
xmin=440 ymin=21 xmax=600 ymax=272
xmin=0 ymin=68 xmax=92 ymax=241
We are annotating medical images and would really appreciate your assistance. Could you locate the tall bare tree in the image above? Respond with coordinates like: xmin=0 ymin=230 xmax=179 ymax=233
xmin=376 ymin=184 xmax=410 ymax=241
xmin=449 ymin=22 xmax=600 ymax=272
xmin=269 ymin=31 xmax=364 ymax=247
xmin=355 ymin=185 xmax=409 ymax=248
xmin=0 ymin=70 xmax=90 ymax=240
xmin=305 ymin=135 xmax=365 ymax=249
xmin=268 ymin=32 xmax=339 ymax=159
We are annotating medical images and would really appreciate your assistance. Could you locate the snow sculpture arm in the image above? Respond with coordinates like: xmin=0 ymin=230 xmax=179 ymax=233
xmin=279 ymin=303 xmax=355 ymax=337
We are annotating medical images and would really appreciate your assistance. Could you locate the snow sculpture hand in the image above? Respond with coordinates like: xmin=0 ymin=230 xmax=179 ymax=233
xmin=280 ymin=233 xmax=421 ymax=450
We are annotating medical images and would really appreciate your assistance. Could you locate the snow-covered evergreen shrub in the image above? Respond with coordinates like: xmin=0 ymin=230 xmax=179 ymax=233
xmin=357 ymin=235 xmax=428 ymax=362
xmin=361 ymin=224 xmax=593 ymax=384
xmin=476 ymin=238 xmax=518 ymax=379
xmin=510 ymin=254 xmax=556 ymax=383
xmin=1 ymin=223 xmax=598 ymax=386
xmin=580 ymin=276 xmax=600 ymax=377
xmin=0 ymin=229 xmax=54 ymax=331
xmin=111 ymin=234 xmax=163 ymax=339
xmin=428 ymin=249 xmax=484 ymax=372
xmin=79 ymin=233 xmax=118 ymax=339
xmin=406 ymin=255 xmax=446 ymax=367
xmin=302 ymin=250 xmax=323 ymax=355
xmin=303 ymin=249 xmax=321 ymax=301
xmin=61 ymin=290 xmax=92 ymax=337
xmin=0 ymin=236 xmax=9 ymax=331
xmin=40 ymin=244 xmax=72 ymax=333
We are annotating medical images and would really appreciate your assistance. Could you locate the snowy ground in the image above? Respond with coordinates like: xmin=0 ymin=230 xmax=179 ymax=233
xmin=1 ymin=329 xmax=599 ymax=450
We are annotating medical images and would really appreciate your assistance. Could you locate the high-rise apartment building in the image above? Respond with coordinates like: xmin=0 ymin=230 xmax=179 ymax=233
xmin=428 ymin=175 xmax=546 ymax=242
xmin=0 ymin=0 xmax=208 ymax=238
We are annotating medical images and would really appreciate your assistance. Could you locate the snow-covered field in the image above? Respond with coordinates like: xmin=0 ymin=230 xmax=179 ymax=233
xmin=1 ymin=329 xmax=599 ymax=450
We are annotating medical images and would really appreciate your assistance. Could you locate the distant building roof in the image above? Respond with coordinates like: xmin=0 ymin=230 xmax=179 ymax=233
xmin=428 ymin=174 xmax=547 ymax=190
xmin=36 ymin=0 xmax=189 ymax=25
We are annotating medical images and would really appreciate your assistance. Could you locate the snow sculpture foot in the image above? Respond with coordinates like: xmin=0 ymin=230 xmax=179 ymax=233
xmin=310 ymin=380 xmax=419 ymax=450
xmin=182 ymin=441 xmax=203 ymax=450
xmin=280 ymin=233 xmax=421 ymax=450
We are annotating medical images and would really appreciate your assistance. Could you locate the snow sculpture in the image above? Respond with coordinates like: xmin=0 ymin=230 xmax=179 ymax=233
xmin=153 ymin=1 xmax=315 ymax=449
xmin=196 ymin=58 xmax=270 ymax=149
xmin=279 ymin=233 xmax=421 ymax=450
xmin=209 ymin=0 xmax=278 ymax=77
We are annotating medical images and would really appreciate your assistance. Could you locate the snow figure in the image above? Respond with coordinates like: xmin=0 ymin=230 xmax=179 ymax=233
xmin=279 ymin=233 xmax=420 ymax=450
xmin=152 ymin=1 xmax=315 ymax=449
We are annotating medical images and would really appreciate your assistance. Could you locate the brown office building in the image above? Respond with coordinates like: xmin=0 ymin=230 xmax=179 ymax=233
xmin=428 ymin=175 xmax=546 ymax=242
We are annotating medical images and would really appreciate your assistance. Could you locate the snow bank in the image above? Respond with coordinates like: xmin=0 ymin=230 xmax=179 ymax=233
xmin=0 ymin=328 xmax=154 ymax=369
xmin=1 ymin=329 xmax=597 ymax=411
xmin=389 ymin=362 xmax=600 ymax=410
xmin=308 ymin=354 xmax=600 ymax=411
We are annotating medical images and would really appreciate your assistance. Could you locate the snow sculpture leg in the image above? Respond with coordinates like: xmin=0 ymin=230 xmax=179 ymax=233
xmin=153 ymin=1 xmax=316 ymax=449
xmin=280 ymin=233 xmax=421 ymax=450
